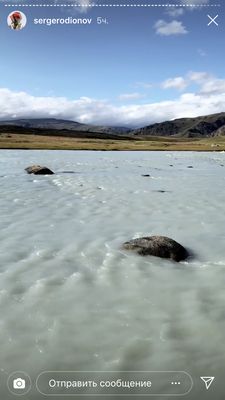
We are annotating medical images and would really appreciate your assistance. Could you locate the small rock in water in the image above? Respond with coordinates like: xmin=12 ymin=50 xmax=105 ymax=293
xmin=153 ymin=190 xmax=171 ymax=193
xmin=60 ymin=171 xmax=76 ymax=174
xmin=142 ymin=174 xmax=151 ymax=177
xmin=187 ymin=166 xmax=193 ymax=169
xmin=25 ymin=165 xmax=54 ymax=175
xmin=122 ymin=236 xmax=189 ymax=262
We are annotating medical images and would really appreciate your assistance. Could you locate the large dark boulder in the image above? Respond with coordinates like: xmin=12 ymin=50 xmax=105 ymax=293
xmin=122 ymin=236 xmax=189 ymax=262
xmin=25 ymin=165 xmax=54 ymax=175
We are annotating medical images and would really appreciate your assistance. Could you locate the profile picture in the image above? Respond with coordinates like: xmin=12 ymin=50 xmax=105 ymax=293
xmin=7 ymin=11 xmax=27 ymax=30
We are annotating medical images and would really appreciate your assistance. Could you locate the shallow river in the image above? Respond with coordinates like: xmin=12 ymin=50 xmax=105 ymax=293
xmin=0 ymin=150 xmax=225 ymax=399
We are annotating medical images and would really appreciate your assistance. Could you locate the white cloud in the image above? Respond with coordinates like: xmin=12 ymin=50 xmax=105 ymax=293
xmin=166 ymin=8 xmax=184 ymax=17
xmin=162 ymin=77 xmax=188 ymax=91
xmin=181 ymin=0 xmax=209 ymax=4
xmin=163 ymin=71 xmax=225 ymax=96
xmin=118 ymin=93 xmax=144 ymax=101
xmin=200 ymin=79 xmax=225 ymax=95
xmin=188 ymin=71 xmax=212 ymax=84
xmin=53 ymin=0 xmax=93 ymax=13
xmin=0 ymin=72 xmax=225 ymax=127
xmin=180 ymin=0 xmax=210 ymax=13
xmin=165 ymin=0 xmax=210 ymax=21
xmin=154 ymin=20 xmax=188 ymax=36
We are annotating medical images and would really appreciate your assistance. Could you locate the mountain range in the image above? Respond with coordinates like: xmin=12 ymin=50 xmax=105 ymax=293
xmin=132 ymin=112 xmax=225 ymax=138
xmin=0 ymin=112 xmax=225 ymax=139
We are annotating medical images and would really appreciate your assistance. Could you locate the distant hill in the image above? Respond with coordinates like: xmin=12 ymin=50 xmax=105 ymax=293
xmin=0 ymin=118 xmax=130 ymax=135
xmin=131 ymin=112 xmax=225 ymax=138
xmin=0 ymin=113 xmax=225 ymax=139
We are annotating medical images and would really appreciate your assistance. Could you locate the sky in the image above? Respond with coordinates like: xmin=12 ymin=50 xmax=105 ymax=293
xmin=0 ymin=0 xmax=224 ymax=127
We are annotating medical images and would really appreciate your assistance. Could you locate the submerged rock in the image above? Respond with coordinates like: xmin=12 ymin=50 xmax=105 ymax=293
xmin=122 ymin=236 xmax=189 ymax=262
xmin=25 ymin=165 xmax=54 ymax=175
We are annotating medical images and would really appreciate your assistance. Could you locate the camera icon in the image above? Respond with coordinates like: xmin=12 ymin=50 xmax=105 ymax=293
xmin=8 ymin=372 xmax=31 ymax=395
xmin=13 ymin=378 xmax=26 ymax=390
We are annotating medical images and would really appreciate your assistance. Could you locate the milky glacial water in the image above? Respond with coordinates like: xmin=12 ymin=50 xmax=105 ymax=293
xmin=0 ymin=150 xmax=225 ymax=399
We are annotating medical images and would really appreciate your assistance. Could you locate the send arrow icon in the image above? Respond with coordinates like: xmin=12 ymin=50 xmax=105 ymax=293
xmin=200 ymin=377 xmax=215 ymax=390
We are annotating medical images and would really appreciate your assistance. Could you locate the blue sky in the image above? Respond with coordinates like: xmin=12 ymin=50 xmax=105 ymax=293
xmin=0 ymin=0 xmax=224 ymax=127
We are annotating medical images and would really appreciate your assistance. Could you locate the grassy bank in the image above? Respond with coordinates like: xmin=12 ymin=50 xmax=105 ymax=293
xmin=1 ymin=133 xmax=225 ymax=151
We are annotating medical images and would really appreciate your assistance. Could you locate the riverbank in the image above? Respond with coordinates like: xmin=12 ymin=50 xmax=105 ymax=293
xmin=1 ymin=133 xmax=225 ymax=151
